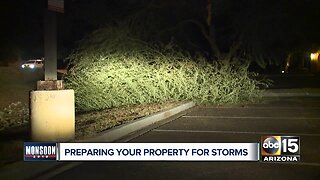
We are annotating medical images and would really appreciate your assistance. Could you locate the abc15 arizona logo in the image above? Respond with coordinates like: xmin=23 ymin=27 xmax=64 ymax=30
xmin=261 ymin=136 xmax=300 ymax=162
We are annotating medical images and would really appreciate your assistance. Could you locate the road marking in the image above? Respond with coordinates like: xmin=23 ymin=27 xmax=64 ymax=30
xmin=153 ymin=129 xmax=320 ymax=136
xmin=182 ymin=115 xmax=320 ymax=120
xmin=260 ymin=162 xmax=320 ymax=167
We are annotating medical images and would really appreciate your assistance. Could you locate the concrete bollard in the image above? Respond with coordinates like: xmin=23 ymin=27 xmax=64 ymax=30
xmin=30 ymin=89 xmax=75 ymax=141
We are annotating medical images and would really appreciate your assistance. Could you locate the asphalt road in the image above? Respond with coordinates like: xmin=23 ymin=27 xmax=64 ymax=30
xmin=48 ymin=96 xmax=320 ymax=180
xmin=263 ymin=73 xmax=320 ymax=89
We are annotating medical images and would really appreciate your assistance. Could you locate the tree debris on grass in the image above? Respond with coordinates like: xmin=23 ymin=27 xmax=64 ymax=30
xmin=75 ymin=101 xmax=181 ymax=139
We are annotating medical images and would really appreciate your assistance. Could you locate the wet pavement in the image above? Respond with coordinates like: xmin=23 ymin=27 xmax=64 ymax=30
xmin=51 ymin=96 xmax=320 ymax=179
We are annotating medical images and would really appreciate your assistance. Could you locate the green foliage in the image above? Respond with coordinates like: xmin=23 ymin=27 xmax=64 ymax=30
xmin=65 ymin=26 xmax=263 ymax=112
xmin=0 ymin=102 xmax=29 ymax=131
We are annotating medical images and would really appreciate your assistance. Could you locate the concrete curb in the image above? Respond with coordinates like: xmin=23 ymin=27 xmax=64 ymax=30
xmin=0 ymin=101 xmax=195 ymax=180
xmin=262 ymin=89 xmax=320 ymax=97
xmin=83 ymin=101 xmax=195 ymax=142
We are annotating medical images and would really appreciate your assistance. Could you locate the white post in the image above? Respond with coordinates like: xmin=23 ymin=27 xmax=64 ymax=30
xmin=30 ymin=89 xmax=75 ymax=141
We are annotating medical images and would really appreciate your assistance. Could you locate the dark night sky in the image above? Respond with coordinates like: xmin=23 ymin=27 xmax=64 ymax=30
xmin=1 ymin=0 xmax=320 ymax=65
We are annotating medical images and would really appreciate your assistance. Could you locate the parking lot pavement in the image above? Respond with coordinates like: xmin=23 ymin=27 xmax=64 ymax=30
xmin=51 ymin=96 xmax=320 ymax=179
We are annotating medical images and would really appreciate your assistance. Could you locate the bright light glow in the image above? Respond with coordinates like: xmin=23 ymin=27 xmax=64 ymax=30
xmin=310 ymin=52 xmax=319 ymax=61
xmin=21 ymin=65 xmax=25 ymax=68
xmin=30 ymin=64 xmax=35 ymax=68
xmin=281 ymin=70 xmax=285 ymax=73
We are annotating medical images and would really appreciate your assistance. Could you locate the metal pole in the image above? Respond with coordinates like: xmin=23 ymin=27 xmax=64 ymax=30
xmin=44 ymin=9 xmax=57 ymax=81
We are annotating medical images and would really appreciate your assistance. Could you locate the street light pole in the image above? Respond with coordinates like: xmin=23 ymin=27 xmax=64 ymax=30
xmin=30 ymin=0 xmax=75 ymax=142
xmin=37 ymin=0 xmax=64 ymax=90
xmin=44 ymin=9 xmax=57 ymax=81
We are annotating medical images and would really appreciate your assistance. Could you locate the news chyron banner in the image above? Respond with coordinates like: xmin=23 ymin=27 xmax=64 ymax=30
xmin=24 ymin=143 xmax=259 ymax=161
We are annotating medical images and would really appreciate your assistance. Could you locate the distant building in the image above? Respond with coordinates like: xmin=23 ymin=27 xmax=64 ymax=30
xmin=310 ymin=51 xmax=320 ymax=73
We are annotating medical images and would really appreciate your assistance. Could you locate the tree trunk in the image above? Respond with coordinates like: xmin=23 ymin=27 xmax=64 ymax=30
xmin=207 ymin=0 xmax=220 ymax=59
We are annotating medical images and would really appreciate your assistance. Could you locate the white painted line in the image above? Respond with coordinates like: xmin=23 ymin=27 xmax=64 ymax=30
xmin=153 ymin=129 xmax=320 ymax=137
xmin=182 ymin=116 xmax=320 ymax=120
xmin=260 ymin=162 xmax=320 ymax=167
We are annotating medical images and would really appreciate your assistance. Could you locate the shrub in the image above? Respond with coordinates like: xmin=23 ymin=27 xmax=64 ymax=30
xmin=0 ymin=102 xmax=29 ymax=131
xmin=65 ymin=25 xmax=263 ymax=112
